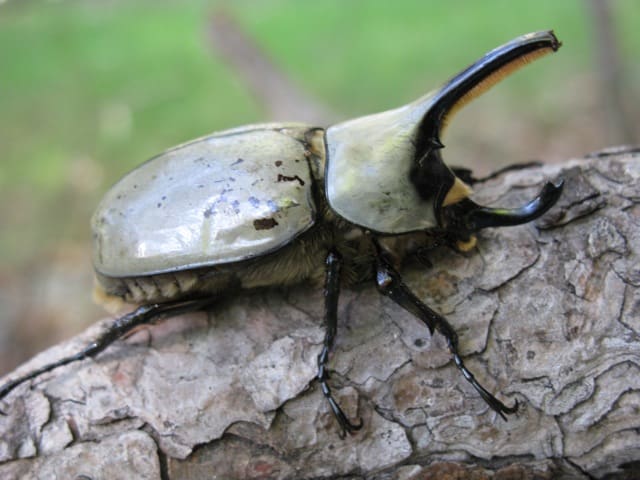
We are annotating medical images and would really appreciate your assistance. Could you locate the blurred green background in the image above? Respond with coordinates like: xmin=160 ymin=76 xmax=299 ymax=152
xmin=0 ymin=0 xmax=638 ymax=375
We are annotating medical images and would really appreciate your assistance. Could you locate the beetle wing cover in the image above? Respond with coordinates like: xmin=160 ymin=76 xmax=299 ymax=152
xmin=92 ymin=125 xmax=317 ymax=277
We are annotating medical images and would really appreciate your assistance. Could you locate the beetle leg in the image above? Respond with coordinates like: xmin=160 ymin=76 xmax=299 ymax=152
xmin=316 ymin=249 xmax=363 ymax=436
xmin=373 ymin=246 xmax=518 ymax=419
xmin=0 ymin=298 xmax=216 ymax=411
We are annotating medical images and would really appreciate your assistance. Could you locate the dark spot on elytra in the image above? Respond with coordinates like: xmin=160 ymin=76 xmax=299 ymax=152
xmin=277 ymin=174 xmax=305 ymax=186
xmin=248 ymin=196 xmax=260 ymax=208
xmin=231 ymin=158 xmax=244 ymax=166
xmin=266 ymin=200 xmax=278 ymax=212
xmin=231 ymin=200 xmax=240 ymax=213
xmin=275 ymin=160 xmax=283 ymax=167
xmin=157 ymin=203 xmax=162 ymax=208
xmin=253 ymin=218 xmax=279 ymax=230
xmin=414 ymin=338 xmax=425 ymax=348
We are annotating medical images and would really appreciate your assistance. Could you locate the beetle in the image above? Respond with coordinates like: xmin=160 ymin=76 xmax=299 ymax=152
xmin=1 ymin=31 xmax=563 ymax=435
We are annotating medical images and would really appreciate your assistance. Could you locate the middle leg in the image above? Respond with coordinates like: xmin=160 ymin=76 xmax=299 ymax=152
xmin=316 ymin=249 xmax=363 ymax=435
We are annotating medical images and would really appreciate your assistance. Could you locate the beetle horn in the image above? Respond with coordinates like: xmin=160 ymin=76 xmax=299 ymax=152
xmin=323 ymin=31 xmax=562 ymax=236
xmin=415 ymin=30 xmax=562 ymax=153
xmin=410 ymin=31 xmax=562 ymax=222
xmin=463 ymin=180 xmax=563 ymax=231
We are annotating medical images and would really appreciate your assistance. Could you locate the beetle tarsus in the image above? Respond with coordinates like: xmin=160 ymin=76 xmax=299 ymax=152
xmin=316 ymin=249 xmax=363 ymax=435
xmin=330 ymin=398 xmax=364 ymax=437
xmin=450 ymin=349 xmax=518 ymax=419
xmin=0 ymin=298 xmax=217 ymax=410
xmin=374 ymin=244 xmax=517 ymax=419
xmin=321 ymin=380 xmax=364 ymax=437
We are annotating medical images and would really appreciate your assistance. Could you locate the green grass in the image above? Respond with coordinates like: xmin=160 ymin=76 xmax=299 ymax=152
xmin=0 ymin=0 xmax=638 ymax=266
xmin=0 ymin=1 xmax=258 ymax=186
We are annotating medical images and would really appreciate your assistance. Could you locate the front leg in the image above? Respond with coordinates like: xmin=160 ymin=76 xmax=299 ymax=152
xmin=373 ymin=243 xmax=518 ymax=419
xmin=316 ymin=249 xmax=363 ymax=436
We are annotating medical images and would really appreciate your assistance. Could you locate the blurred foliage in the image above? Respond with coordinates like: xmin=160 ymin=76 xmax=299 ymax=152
xmin=0 ymin=0 xmax=638 ymax=265
xmin=0 ymin=0 xmax=638 ymax=372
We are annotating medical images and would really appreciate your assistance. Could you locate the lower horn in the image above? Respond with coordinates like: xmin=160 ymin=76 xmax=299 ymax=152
xmin=464 ymin=180 xmax=563 ymax=231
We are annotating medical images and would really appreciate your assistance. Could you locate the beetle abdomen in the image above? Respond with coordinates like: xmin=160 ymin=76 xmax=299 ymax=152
xmin=94 ymin=218 xmax=374 ymax=305
xmin=92 ymin=125 xmax=319 ymax=278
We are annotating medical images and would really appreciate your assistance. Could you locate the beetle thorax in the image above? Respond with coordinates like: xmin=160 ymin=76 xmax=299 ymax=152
xmin=324 ymin=98 xmax=439 ymax=234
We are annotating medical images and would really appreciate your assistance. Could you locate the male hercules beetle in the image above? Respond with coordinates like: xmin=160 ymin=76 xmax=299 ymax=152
xmin=1 ymin=31 xmax=563 ymax=435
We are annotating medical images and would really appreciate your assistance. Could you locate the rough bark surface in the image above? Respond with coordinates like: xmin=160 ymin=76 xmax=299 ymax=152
xmin=1 ymin=150 xmax=640 ymax=479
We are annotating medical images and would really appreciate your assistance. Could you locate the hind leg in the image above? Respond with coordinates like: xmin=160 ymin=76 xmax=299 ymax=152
xmin=0 ymin=298 xmax=216 ymax=411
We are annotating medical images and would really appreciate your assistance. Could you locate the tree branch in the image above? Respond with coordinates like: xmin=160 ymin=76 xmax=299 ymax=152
xmin=1 ymin=149 xmax=640 ymax=479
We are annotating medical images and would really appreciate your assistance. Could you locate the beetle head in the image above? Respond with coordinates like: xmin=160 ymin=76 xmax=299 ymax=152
xmin=325 ymin=31 xmax=562 ymax=239
xmin=411 ymin=30 xmax=563 ymax=247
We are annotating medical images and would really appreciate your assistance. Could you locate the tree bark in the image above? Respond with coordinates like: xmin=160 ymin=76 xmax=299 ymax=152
xmin=1 ymin=149 xmax=640 ymax=479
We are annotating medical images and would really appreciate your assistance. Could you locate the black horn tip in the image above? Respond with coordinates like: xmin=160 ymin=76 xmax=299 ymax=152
xmin=541 ymin=179 xmax=564 ymax=202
